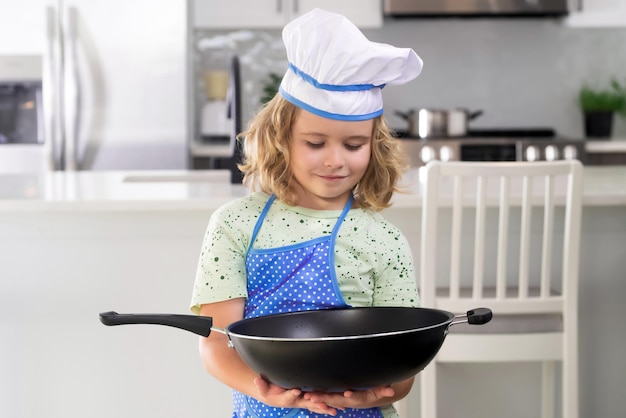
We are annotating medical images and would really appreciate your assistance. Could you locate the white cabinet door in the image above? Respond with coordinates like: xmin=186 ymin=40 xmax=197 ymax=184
xmin=565 ymin=0 xmax=626 ymax=27
xmin=192 ymin=0 xmax=382 ymax=29
xmin=193 ymin=0 xmax=289 ymax=28
xmin=0 ymin=0 xmax=46 ymax=54
xmin=296 ymin=0 xmax=382 ymax=28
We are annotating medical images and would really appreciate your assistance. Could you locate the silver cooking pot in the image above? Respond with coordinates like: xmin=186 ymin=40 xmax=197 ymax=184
xmin=395 ymin=108 xmax=483 ymax=138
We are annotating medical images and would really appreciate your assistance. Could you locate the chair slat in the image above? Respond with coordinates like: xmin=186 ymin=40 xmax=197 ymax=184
xmin=519 ymin=175 xmax=532 ymax=299
xmin=496 ymin=176 xmax=509 ymax=300
xmin=473 ymin=175 xmax=486 ymax=299
xmin=436 ymin=297 xmax=564 ymax=315
xmin=541 ymin=175 xmax=555 ymax=298
xmin=450 ymin=175 xmax=463 ymax=299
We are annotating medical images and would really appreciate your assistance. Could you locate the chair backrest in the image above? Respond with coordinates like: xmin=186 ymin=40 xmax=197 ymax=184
xmin=420 ymin=161 xmax=583 ymax=320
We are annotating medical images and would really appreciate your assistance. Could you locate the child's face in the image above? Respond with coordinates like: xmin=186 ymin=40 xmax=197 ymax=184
xmin=289 ymin=109 xmax=373 ymax=210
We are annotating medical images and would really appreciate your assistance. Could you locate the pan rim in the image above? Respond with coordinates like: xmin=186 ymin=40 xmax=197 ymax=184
xmin=226 ymin=319 xmax=452 ymax=342
xmin=226 ymin=306 xmax=454 ymax=342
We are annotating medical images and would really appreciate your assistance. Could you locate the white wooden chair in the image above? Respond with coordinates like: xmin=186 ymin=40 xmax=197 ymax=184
xmin=417 ymin=160 xmax=583 ymax=418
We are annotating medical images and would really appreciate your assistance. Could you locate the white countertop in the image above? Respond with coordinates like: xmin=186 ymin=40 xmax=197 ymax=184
xmin=0 ymin=169 xmax=249 ymax=212
xmin=1 ymin=166 xmax=625 ymax=212
xmin=585 ymin=139 xmax=626 ymax=153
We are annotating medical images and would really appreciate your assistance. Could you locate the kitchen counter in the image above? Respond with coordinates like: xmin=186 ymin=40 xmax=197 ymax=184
xmin=584 ymin=140 xmax=626 ymax=165
xmin=1 ymin=166 xmax=626 ymax=212
xmin=585 ymin=139 xmax=626 ymax=153
xmin=0 ymin=169 xmax=248 ymax=212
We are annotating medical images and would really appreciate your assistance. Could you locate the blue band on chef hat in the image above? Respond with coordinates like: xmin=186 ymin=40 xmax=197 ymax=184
xmin=288 ymin=63 xmax=386 ymax=91
xmin=279 ymin=87 xmax=383 ymax=121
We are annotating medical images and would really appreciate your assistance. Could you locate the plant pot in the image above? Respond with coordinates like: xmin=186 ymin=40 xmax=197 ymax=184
xmin=584 ymin=111 xmax=614 ymax=138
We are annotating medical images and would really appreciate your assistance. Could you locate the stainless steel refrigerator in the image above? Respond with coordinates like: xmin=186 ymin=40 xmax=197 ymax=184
xmin=0 ymin=0 xmax=188 ymax=172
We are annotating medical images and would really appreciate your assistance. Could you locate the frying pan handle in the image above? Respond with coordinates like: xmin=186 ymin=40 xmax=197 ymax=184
xmin=466 ymin=308 xmax=492 ymax=324
xmin=99 ymin=311 xmax=215 ymax=337
xmin=451 ymin=307 xmax=493 ymax=326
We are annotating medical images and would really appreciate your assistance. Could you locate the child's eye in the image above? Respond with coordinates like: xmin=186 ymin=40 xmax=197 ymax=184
xmin=345 ymin=144 xmax=363 ymax=151
xmin=306 ymin=142 xmax=324 ymax=149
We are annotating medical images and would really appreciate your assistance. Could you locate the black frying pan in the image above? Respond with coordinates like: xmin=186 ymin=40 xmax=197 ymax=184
xmin=100 ymin=306 xmax=491 ymax=392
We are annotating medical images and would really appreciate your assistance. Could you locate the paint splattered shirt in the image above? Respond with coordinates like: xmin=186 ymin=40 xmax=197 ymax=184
xmin=190 ymin=192 xmax=419 ymax=313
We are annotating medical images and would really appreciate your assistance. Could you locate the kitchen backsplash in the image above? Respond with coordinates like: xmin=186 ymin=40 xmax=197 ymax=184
xmin=192 ymin=29 xmax=288 ymax=130
xmin=194 ymin=19 xmax=626 ymax=139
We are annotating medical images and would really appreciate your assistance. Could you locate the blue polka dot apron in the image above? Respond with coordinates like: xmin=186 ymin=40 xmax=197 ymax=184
xmin=232 ymin=194 xmax=383 ymax=418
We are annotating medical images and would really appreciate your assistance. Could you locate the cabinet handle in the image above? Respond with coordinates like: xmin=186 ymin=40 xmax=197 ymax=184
xmin=276 ymin=0 xmax=282 ymax=13
xmin=293 ymin=0 xmax=299 ymax=14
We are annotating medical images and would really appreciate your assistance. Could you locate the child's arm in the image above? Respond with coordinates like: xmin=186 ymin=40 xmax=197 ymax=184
xmin=198 ymin=299 xmax=339 ymax=416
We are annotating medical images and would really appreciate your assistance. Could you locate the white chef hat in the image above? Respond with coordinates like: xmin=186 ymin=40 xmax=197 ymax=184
xmin=279 ymin=8 xmax=423 ymax=121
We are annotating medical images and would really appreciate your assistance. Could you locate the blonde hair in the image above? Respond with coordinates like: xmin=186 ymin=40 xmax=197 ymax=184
xmin=238 ymin=95 xmax=409 ymax=211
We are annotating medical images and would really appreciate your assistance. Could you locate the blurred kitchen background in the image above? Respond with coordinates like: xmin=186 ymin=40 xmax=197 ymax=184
xmin=194 ymin=13 xmax=626 ymax=140
xmin=1 ymin=3 xmax=626 ymax=418
xmin=1 ymin=0 xmax=626 ymax=178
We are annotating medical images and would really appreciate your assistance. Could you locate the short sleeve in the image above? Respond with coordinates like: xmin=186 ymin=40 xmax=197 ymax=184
xmin=372 ymin=222 xmax=420 ymax=307
xmin=189 ymin=207 xmax=249 ymax=314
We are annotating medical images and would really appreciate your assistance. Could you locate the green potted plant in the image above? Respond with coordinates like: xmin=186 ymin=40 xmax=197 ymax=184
xmin=260 ymin=72 xmax=283 ymax=105
xmin=578 ymin=78 xmax=626 ymax=138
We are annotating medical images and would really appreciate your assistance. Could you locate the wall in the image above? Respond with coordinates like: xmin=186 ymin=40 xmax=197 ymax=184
xmin=374 ymin=18 xmax=626 ymax=139
xmin=194 ymin=18 xmax=626 ymax=140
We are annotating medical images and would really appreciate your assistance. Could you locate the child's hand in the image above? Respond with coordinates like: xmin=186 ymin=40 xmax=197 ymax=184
xmin=253 ymin=377 xmax=340 ymax=416
xmin=303 ymin=385 xmax=396 ymax=411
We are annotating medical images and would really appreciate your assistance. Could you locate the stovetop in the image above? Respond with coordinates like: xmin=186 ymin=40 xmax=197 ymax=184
xmin=465 ymin=128 xmax=556 ymax=138
xmin=395 ymin=127 xmax=587 ymax=165
xmin=394 ymin=127 xmax=558 ymax=140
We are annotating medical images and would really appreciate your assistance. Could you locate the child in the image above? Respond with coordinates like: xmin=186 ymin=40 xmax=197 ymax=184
xmin=190 ymin=8 xmax=423 ymax=418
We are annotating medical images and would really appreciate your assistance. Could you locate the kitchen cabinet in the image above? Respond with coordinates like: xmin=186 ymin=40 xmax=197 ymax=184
xmin=564 ymin=0 xmax=626 ymax=27
xmin=192 ymin=0 xmax=382 ymax=29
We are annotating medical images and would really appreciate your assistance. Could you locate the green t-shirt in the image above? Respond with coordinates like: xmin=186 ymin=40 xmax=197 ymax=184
xmin=190 ymin=192 xmax=419 ymax=313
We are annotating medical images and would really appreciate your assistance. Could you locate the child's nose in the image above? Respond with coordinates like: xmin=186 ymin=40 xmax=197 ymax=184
xmin=323 ymin=146 xmax=345 ymax=168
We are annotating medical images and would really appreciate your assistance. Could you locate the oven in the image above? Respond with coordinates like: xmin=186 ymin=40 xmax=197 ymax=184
xmin=396 ymin=129 xmax=587 ymax=167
